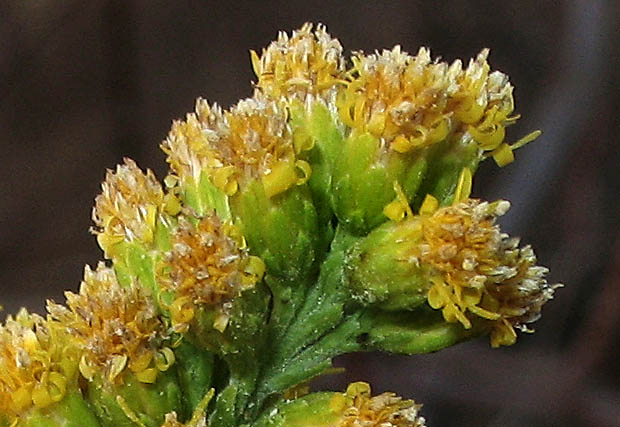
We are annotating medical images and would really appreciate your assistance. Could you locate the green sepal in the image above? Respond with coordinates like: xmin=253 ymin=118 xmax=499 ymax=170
xmin=359 ymin=307 xmax=484 ymax=354
xmin=178 ymin=171 xmax=231 ymax=220
xmin=86 ymin=370 xmax=182 ymax=427
xmin=253 ymin=392 xmax=342 ymax=427
xmin=208 ymin=383 xmax=237 ymax=427
xmin=14 ymin=391 xmax=100 ymax=427
xmin=231 ymin=180 xmax=324 ymax=282
xmin=291 ymin=100 xmax=341 ymax=227
xmin=189 ymin=284 xmax=270 ymax=424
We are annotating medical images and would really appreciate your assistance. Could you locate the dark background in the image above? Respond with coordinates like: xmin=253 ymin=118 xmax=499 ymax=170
xmin=1 ymin=1 xmax=618 ymax=426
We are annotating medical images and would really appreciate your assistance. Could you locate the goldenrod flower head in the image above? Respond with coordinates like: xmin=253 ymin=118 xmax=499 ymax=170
xmin=93 ymin=158 xmax=172 ymax=254
xmin=251 ymin=22 xmax=345 ymax=102
xmin=162 ymin=99 xmax=228 ymax=187
xmin=47 ymin=263 xmax=173 ymax=385
xmin=338 ymin=47 xmax=536 ymax=164
xmin=161 ymin=214 xmax=265 ymax=332
xmin=0 ymin=309 xmax=75 ymax=419
xmin=163 ymin=95 xmax=311 ymax=198
xmin=415 ymin=198 xmax=558 ymax=347
xmin=331 ymin=382 xmax=426 ymax=427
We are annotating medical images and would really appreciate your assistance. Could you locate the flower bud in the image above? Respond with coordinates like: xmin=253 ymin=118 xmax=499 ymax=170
xmin=92 ymin=158 xmax=181 ymax=298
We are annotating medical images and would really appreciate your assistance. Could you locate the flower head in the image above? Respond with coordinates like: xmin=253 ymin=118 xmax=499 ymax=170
xmin=163 ymin=96 xmax=311 ymax=199
xmin=93 ymin=158 xmax=180 ymax=255
xmin=418 ymin=198 xmax=558 ymax=346
xmin=47 ymin=263 xmax=173 ymax=384
xmin=337 ymin=47 xmax=537 ymax=164
xmin=333 ymin=382 xmax=426 ymax=427
xmin=160 ymin=213 xmax=265 ymax=332
xmin=0 ymin=309 xmax=76 ymax=419
xmin=251 ymin=23 xmax=345 ymax=102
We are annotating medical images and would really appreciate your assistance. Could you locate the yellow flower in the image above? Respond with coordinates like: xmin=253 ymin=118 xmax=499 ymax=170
xmin=160 ymin=214 xmax=265 ymax=332
xmin=47 ymin=263 xmax=172 ymax=384
xmin=93 ymin=158 xmax=179 ymax=255
xmin=0 ymin=309 xmax=75 ymax=419
xmin=417 ymin=198 xmax=559 ymax=347
xmin=337 ymin=46 xmax=538 ymax=164
xmin=331 ymin=382 xmax=426 ymax=427
xmin=251 ymin=22 xmax=346 ymax=102
xmin=163 ymin=95 xmax=311 ymax=199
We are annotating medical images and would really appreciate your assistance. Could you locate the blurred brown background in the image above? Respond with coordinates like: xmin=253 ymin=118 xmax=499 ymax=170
xmin=1 ymin=1 xmax=618 ymax=426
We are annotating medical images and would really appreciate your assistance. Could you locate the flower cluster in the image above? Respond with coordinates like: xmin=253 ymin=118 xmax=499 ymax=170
xmin=1 ymin=23 xmax=559 ymax=427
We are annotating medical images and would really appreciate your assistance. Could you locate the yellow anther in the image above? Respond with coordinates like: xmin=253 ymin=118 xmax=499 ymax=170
xmin=47 ymin=372 xmax=67 ymax=403
xmin=128 ymin=352 xmax=153 ymax=373
xmin=108 ymin=355 xmax=128 ymax=382
xmin=31 ymin=383 xmax=53 ymax=409
xmin=244 ymin=256 xmax=266 ymax=282
xmin=79 ymin=355 xmax=96 ymax=381
xmin=170 ymin=296 xmax=195 ymax=326
xmin=213 ymin=166 xmax=239 ymax=196
xmin=391 ymin=135 xmax=414 ymax=153
xmin=419 ymin=194 xmax=439 ymax=215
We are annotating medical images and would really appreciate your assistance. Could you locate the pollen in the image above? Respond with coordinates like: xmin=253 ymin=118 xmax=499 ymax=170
xmin=163 ymin=95 xmax=311 ymax=198
xmin=332 ymin=382 xmax=426 ymax=427
xmin=338 ymin=46 xmax=538 ymax=162
xmin=92 ymin=158 xmax=176 ymax=255
xmin=46 ymin=263 xmax=171 ymax=384
xmin=0 ymin=309 xmax=74 ymax=419
xmin=251 ymin=22 xmax=346 ymax=102
xmin=415 ymin=199 xmax=558 ymax=346
xmin=160 ymin=214 xmax=265 ymax=332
